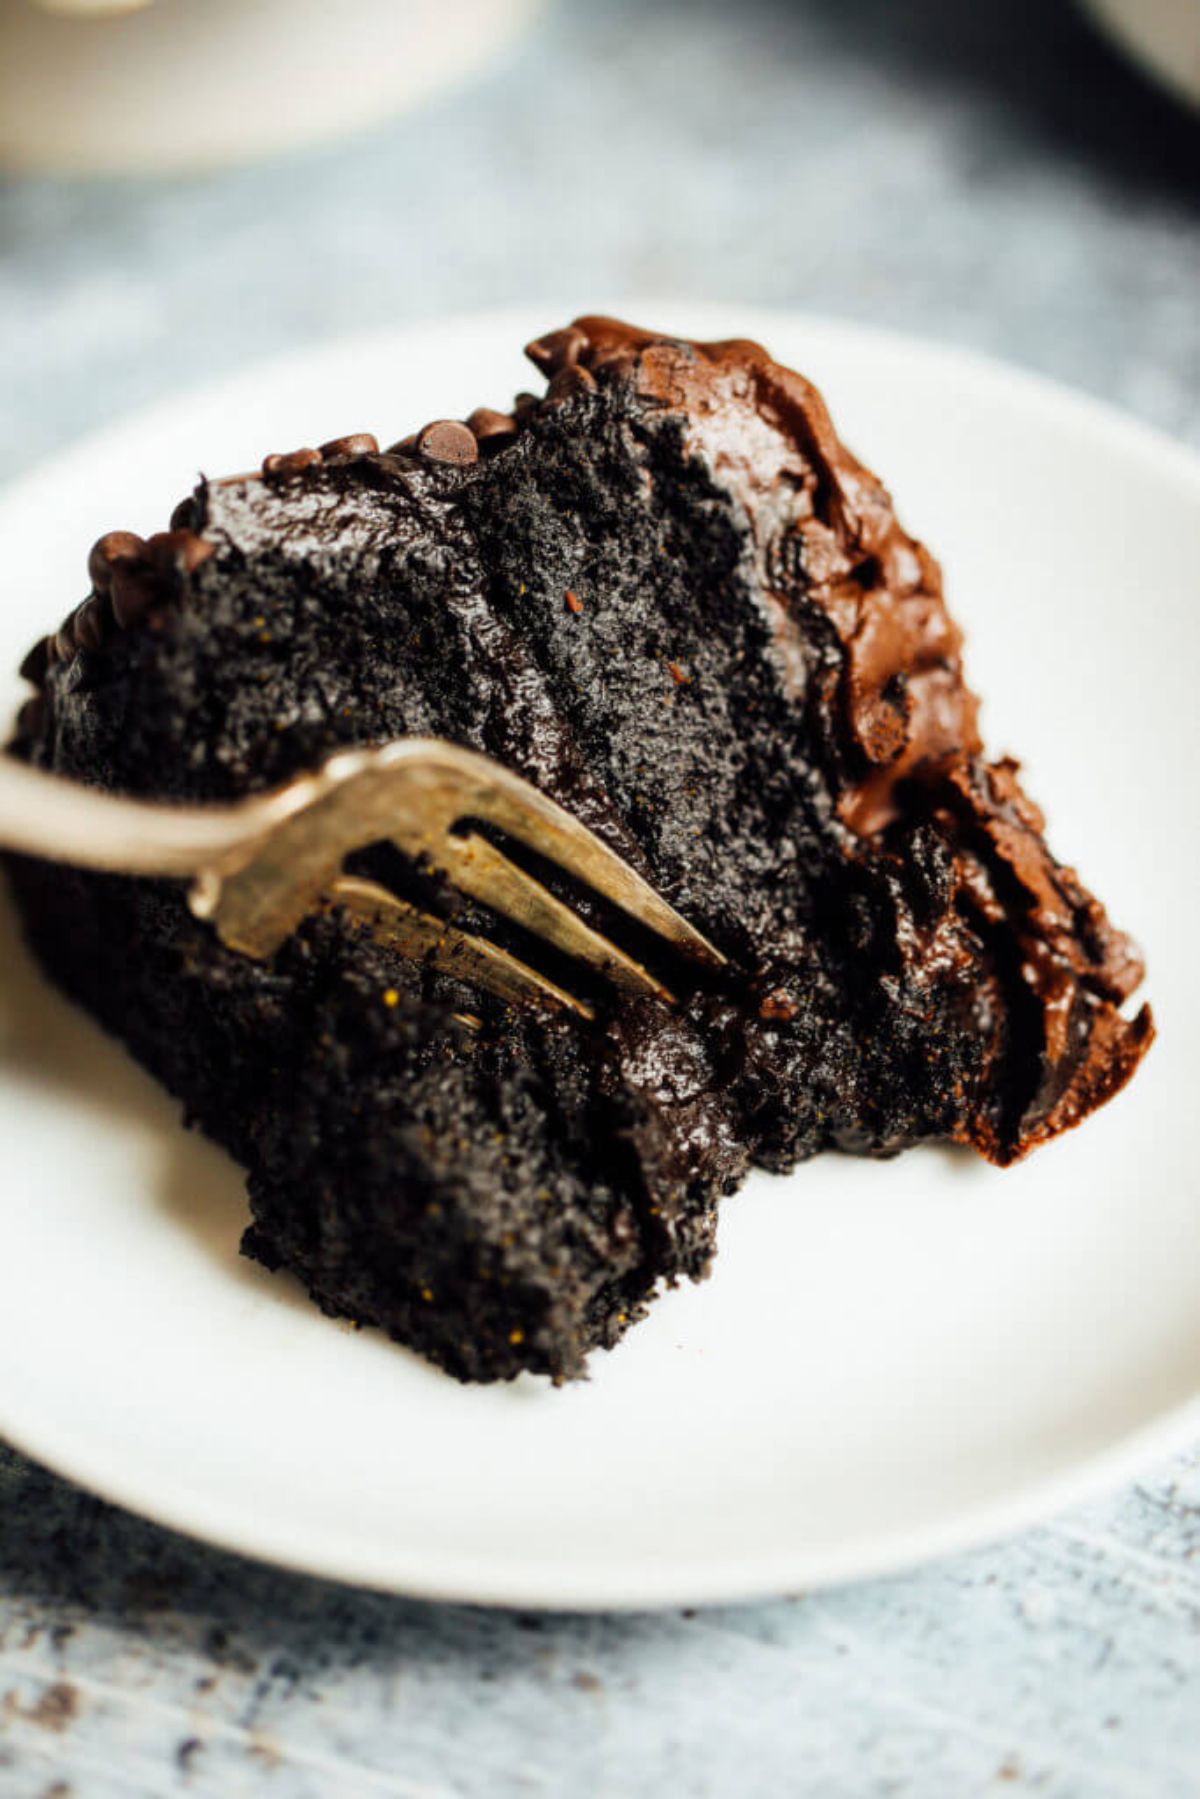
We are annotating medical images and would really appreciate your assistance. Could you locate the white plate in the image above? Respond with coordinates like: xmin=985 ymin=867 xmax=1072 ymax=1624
xmin=0 ymin=307 xmax=1197 ymax=1610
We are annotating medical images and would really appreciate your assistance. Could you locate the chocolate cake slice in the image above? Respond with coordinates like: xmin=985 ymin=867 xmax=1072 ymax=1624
xmin=4 ymin=317 xmax=1153 ymax=1382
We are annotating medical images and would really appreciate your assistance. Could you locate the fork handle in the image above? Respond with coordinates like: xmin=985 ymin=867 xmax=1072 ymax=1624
xmin=0 ymin=754 xmax=259 ymax=880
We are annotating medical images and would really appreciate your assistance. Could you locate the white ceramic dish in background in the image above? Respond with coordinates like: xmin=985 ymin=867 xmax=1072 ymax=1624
xmin=1080 ymin=0 xmax=1200 ymax=111
xmin=0 ymin=307 xmax=1196 ymax=1610
xmin=0 ymin=0 xmax=545 ymax=174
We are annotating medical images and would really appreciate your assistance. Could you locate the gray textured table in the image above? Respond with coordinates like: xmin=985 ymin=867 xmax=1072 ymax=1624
xmin=2 ymin=2 xmax=1199 ymax=1794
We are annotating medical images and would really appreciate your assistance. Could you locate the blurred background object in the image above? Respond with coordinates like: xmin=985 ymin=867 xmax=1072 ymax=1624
xmin=2 ymin=0 xmax=1196 ymax=491
xmin=1 ymin=2 xmax=1200 ymax=1794
xmin=1081 ymin=0 xmax=1200 ymax=112
xmin=0 ymin=0 xmax=545 ymax=173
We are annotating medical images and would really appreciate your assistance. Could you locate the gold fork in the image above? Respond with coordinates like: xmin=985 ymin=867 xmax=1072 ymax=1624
xmin=0 ymin=739 xmax=725 ymax=1019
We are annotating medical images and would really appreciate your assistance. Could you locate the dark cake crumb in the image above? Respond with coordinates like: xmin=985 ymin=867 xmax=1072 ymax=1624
xmin=3 ymin=317 xmax=1153 ymax=1381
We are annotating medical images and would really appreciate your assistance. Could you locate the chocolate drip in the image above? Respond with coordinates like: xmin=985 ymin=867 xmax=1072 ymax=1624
xmin=540 ymin=316 xmax=1152 ymax=1160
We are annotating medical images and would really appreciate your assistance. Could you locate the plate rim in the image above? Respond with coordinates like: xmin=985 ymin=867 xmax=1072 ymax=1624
xmin=3 ymin=298 xmax=1200 ymax=519
xmin=4 ymin=1364 xmax=1200 ymax=1610
xmin=2 ymin=303 xmax=1198 ymax=1610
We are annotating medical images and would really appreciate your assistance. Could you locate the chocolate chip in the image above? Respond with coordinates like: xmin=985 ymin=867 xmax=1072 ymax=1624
xmin=414 ymin=420 xmax=479 ymax=466
xmin=466 ymin=407 xmax=518 ymax=449
xmin=544 ymin=363 xmax=598 ymax=407
xmin=73 ymin=594 xmax=109 ymax=653
xmin=262 ymin=448 xmax=322 ymax=477
xmin=17 ymin=695 xmax=46 ymax=741
xmin=525 ymin=326 xmax=589 ymax=375
xmin=385 ymin=434 xmax=418 ymax=456
xmin=19 ymin=637 xmax=50 ymax=686
xmin=88 ymin=531 xmax=145 ymax=593
xmin=146 ymin=529 xmax=214 ymax=575
xmin=318 ymin=432 xmax=379 ymax=459
xmin=170 ymin=496 xmax=198 ymax=532
xmin=111 ymin=562 xmax=160 ymax=629
xmin=513 ymin=391 xmax=540 ymax=422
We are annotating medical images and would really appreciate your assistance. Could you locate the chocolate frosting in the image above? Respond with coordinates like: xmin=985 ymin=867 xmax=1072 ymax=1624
xmin=527 ymin=317 xmax=1153 ymax=1161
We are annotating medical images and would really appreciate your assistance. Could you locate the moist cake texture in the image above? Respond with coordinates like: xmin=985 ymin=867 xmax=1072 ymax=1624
xmin=4 ymin=317 xmax=1154 ymax=1381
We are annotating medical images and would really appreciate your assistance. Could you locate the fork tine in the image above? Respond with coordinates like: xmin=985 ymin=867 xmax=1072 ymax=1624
xmin=328 ymin=875 xmax=594 ymax=1019
xmin=196 ymin=740 xmax=727 ymax=1011
xmin=438 ymin=834 xmax=676 ymax=1003
xmin=418 ymin=747 xmax=727 ymax=971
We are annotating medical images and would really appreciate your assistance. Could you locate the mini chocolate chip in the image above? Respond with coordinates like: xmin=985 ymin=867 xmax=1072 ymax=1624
xmin=170 ymin=496 xmax=198 ymax=532
xmin=17 ymin=695 xmax=46 ymax=741
xmin=525 ymin=326 xmax=588 ymax=375
xmin=545 ymin=363 xmax=598 ymax=406
xmin=385 ymin=434 xmax=418 ymax=456
xmin=73 ymin=594 xmax=109 ymax=653
xmin=88 ymin=530 xmax=145 ymax=593
xmin=111 ymin=562 xmax=160 ymax=629
xmin=588 ymin=346 xmax=640 ymax=383
xmin=414 ymin=420 xmax=479 ymax=466
xmin=19 ymin=637 xmax=50 ymax=686
xmin=318 ymin=432 xmax=379 ymax=459
xmin=262 ymin=448 xmax=322 ymax=477
xmin=513 ymin=391 xmax=540 ymax=421
xmin=146 ymin=529 xmax=214 ymax=575
xmin=466 ymin=407 xmax=518 ymax=447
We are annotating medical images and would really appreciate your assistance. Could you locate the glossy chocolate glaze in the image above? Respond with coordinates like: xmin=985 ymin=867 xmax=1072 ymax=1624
xmin=538 ymin=318 xmax=1153 ymax=1159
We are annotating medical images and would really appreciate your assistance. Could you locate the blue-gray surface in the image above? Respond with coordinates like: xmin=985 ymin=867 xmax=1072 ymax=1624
xmin=1 ymin=1 xmax=1199 ymax=1793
